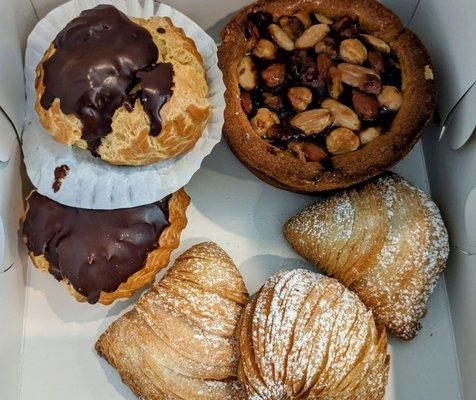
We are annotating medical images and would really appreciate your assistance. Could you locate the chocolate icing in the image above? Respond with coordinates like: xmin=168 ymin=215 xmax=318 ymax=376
xmin=23 ymin=191 xmax=171 ymax=304
xmin=40 ymin=5 xmax=175 ymax=154
xmin=137 ymin=63 xmax=174 ymax=136
xmin=52 ymin=165 xmax=69 ymax=193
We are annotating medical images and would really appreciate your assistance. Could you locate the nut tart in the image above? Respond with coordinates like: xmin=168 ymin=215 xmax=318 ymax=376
xmin=237 ymin=269 xmax=389 ymax=399
xmin=283 ymin=173 xmax=449 ymax=339
xmin=96 ymin=242 xmax=248 ymax=399
xmin=22 ymin=189 xmax=189 ymax=305
xmin=218 ymin=0 xmax=435 ymax=192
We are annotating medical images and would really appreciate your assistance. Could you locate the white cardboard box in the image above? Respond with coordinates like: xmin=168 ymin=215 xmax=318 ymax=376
xmin=1 ymin=0 xmax=475 ymax=399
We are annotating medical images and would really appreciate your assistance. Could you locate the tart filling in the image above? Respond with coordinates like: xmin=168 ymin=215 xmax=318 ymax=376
xmin=238 ymin=11 xmax=403 ymax=166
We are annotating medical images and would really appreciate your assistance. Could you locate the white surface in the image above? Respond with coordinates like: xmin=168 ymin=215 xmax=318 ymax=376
xmin=18 ymin=141 xmax=462 ymax=400
xmin=23 ymin=0 xmax=225 ymax=210
xmin=0 ymin=109 xmax=16 ymax=163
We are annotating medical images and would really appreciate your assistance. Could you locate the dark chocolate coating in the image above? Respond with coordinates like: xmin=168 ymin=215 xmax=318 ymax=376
xmin=40 ymin=5 xmax=174 ymax=154
xmin=23 ymin=192 xmax=171 ymax=304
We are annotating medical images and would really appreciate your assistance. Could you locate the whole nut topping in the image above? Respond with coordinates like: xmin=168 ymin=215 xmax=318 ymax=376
xmin=287 ymin=86 xmax=313 ymax=112
xmin=351 ymin=90 xmax=379 ymax=121
xmin=321 ymin=98 xmax=361 ymax=131
xmin=295 ymin=24 xmax=330 ymax=49
xmin=368 ymin=50 xmax=386 ymax=75
xmin=289 ymin=141 xmax=328 ymax=162
xmin=261 ymin=63 xmax=286 ymax=88
xmin=238 ymin=56 xmax=258 ymax=90
xmin=339 ymin=39 xmax=368 ymax=65
xmin=327 ymin=66 xmax=344 ymax=100
xmin=269 ymin=24 xmax=295 ymax=51
xmin=314 ymin=13 xmax=333 ymax=24
xmin=377 ymin=85 xmax=402 ymax=110
xmin=360 ymin=34 xmax=391 ymax=54
xmin=337 ymin=63 xmax=379 ymax=87
xmin=326 ymin=127 xmax=360 ymax=154
xmin=244 ymin=21 xmax=259 ymax=52
xmin=291 ymin=109 xmax=334 ymax=135
xmin=251 ymin=108 xmax=279 ymax=137
xmin=241 ymin=91 xmax=253 ymax=115
xmin=317 ymin=53 xmax=334 ymax=80
xmin=253 ymin=39 xmax=277 ymax=60
xmin=263 ymin=92 xmax=283 ymax=112
xmin=294 ymin=11 xmax=312 ymax=28
xmin=359 ymin=126 xmax=382 ymax=144
xmin=279 ymin=15 xmax=304 ymax=39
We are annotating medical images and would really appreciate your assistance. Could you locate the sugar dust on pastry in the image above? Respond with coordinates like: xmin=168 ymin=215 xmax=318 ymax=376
xmin=35 ymin=5 xmax=210 ymax=165
xmin=22 ymin=189 xmax=190 ymax=304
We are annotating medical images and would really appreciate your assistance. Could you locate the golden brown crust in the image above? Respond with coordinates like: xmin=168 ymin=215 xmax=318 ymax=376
xmin=24 ymin=188 xmax=190 ymax=305
xmin=96 ymin=242 xmax=248 ymax=399
xmin=218 ymin=0 xmax=435 ymax=193
xmin=35 ymin=16 xmax=210 ymax=166
xmin=283 ymin=173 xmax=449 ymax=339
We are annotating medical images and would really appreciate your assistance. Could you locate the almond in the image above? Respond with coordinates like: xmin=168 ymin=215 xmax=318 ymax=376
xmin=337 ymin=63 xmax=382 ymax=94
xmin=351 ymin=90 xmax=379 ymax=121
xmin=269 ymin=24 xmax=295 ymax=51
xmin=295 ymin=24 xmax=330 ymax=49
xmin=339 ymin=39 xmax=367 ymax=65
xmin=314 ymin=13 xmax=333 ymax=24
xmin=287 ymin=87 xmax=313 ymax=112
xmin=377 ymin=86 xmax=402 ymax=111
xmin=359 ymin=126 xmax=382 ymax=144
xmin=253 ymin=39 xmax=277 ymax=60
xmin=321 ymin=98 xmax=360 ymax=131
xmin=251 ymin=108 xmax=279 ymax=137
xmin=290 ymin=109 xmax=334 ymax=135
xmin=368 ymin=50 xmax=386 ymax=75
xmin=294 ymin=11 xmax=312 ymax=28
xmin=261 ymin=63 xmax=286 ymax=88
xmin=326 ymin=128 xmax=360 ymax=154
xmin=360 ymin=34 xmax=391 ymax=54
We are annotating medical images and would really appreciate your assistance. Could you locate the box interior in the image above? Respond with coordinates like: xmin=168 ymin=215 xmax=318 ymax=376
xmin=0 ymin=0 xmax=474 ymax=399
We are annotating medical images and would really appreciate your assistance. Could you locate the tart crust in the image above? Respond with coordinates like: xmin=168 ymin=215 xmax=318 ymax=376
xmin=218 ymin=0 xmax=436 ymax=192
xmin=23 ymin=189 xmax=190 ymax=305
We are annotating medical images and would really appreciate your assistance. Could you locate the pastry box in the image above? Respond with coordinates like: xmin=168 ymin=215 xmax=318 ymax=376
xmin=0 ymin=0 xmax=475 ymax=399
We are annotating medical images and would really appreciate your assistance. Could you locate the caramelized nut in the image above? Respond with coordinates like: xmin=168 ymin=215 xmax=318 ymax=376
xmin=337 ymin=63 xmax=382 ymax=94
xmin=351 ymin=90 xmax=379 ymax=121
xmin=295 ymin=24 xmax=330 ymax=49
xmin=327 ymin=67 xmax=344 ymax=100
xmin=368 ymin=50 xmax=386 ymax=75
xmin=244 ymin=21 xmax=259 ymax=52
xmin=253 ymin=39 xmax=278 ymax=60
xmin=359 ymin=126 xmax=382 ymax=144
xmin=238 ymin=56 xmax=258 ymax=90
xmin=314 ymin=38 xmax=337 ymax=57
xmin=360 ymin=34 xmax=390 ymax=54
xmin=291 ymin=109 xmax=333 ymax=135
xmin=263 ymin=92 xmax=283 ymax=112
xmin=289 ymin=141 xmax=327 ymax=162
xmin=326 ymin=128 xmax=360 ymax=154
xmin=288 ymin=141 xmax=306 ymax=161
xmin=269 ymin=24 xmax=295 ymax=51
xmin=287 ymin=87 xmax=313 ymax=112
xmin=317 ymin=54 xmax=334 ymax=80
xmin=240 ymin=91 xmax=253 ymax=115
xmin=314 ymin=13 xmax=333 ymax=24
xmin=424 ymin=65 xmax=434 ymax=80
xmin=377 ymin=85 xmax=402 ymax=111
xmin=294 ymin=11 xmax=312 ymax=28
xmin=279 ymin=16 xmax=304 ymax=39
xmin=321 ymin=98 xmax=361 ymax=131
xmin=339 ymin=39 xmax=367 ymax=64
xmin=251 ymin=108 xmax=279 ymax=137
xmin=261 ymin=63 xmax=286 ymax=88
xmin=333 ymin=16 xmax=359 ymax=38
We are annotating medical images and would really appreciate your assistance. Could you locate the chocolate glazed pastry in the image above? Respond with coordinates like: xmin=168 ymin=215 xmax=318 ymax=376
xmin=22 ymin=190 xmax=190 ymax=305
xmin=218 ymin=0 xmax=436 ymax=193
xmin=35 ymin=5 xmax=210 ymax=166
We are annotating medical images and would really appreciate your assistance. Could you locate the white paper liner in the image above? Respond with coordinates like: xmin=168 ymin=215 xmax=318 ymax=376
xmin=23 ymin=0 xmax=224 ymax=209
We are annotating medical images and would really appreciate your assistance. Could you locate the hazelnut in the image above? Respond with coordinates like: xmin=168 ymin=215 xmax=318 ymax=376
xmin=377 ymin=86 xmax=402 ymax=111
xmin=321 ymin=98 xmax=361 ymax=131
xmin=359 ymin=126 xmax=382 ymax=144
xmin=269 ymin=24 xmax=295 ymax=51
xmin=314 ymin=13 xmax=333 ymax=24
xmin=278 ymin=16 xmax=304 ymax=39
xmin=287 ymin=87 xmax=313 ymax=112
xmin=290 ymin=109 xmax=334 ymax=135
xmin=241 ymin=91 xmax=253 ymax=115
xmin=261 ymin=63 xmax=286 ymax=88
xmin=253 ymin=39 xmax=277 ymax=60
xmin=294 ymin=11 xmax=312 ymax=28
xmin=360 ymin=34 xmax=391 ymax=54
xmin=263 ymin=92 xmax=284 ymax=112
xmin=327 ymin=67 xmax=344 ymax=100
xmin=339 ymin=39 xmax=367 ymax=64
xmin=244 ymin=21 xmax=259 ymax=52
xmin=288 ymin=141 xmax=327 ymax=162
xmin=295 ymin=24 xmax=330 ymax=49
xmin=326 ymin=128 xmax=360 ymax=154
xmin=251 ymin=108 xmax=279 ymax=137
xmin=351 ymin=90 xmax=379 ymax=121
xmin=368 ymin=50 xmax=386 ymax=75
xmin=238 ymin=56 xmax=258 ymax=90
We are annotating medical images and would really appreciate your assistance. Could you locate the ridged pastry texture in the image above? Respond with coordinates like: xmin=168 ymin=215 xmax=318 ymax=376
xmin=237 ymin=269 xmax=389 ymax=400
xmin=96 ymin=242 xmax=249 ymax=399
xmin=35 ymin=15 xmax=210 ymax=165
xmin=283 ymin=173 xmax=449 ymax=339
